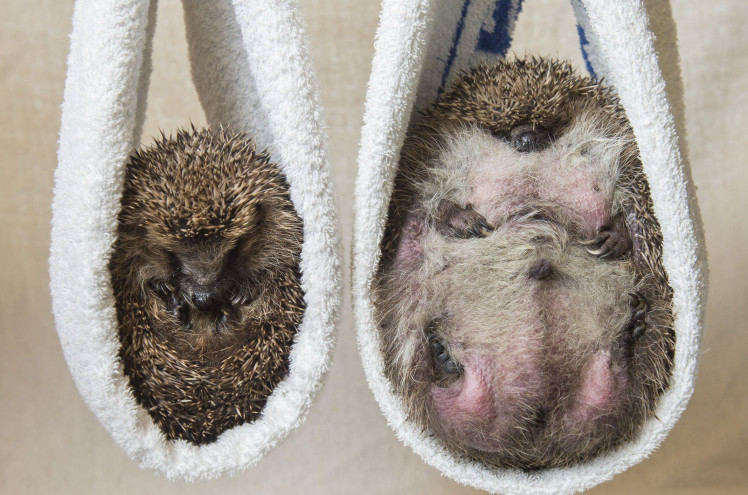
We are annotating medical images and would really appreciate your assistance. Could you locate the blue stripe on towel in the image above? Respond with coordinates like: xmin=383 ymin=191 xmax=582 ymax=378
xmin=439 ymin=0 xmax=473 ymax=93
xmin=477 ymin=0 xmax=523 ymax=56
xmin=575 ymin=23 xmax=597 ymax=78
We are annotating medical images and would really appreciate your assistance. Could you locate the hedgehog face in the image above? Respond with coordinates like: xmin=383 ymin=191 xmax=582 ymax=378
xmin=116 ymin=127 xmax=297 ymax=339
xmin=174 ymin=234 xmax=265 ymax=325
xmin=135 ymin=220 xmax=263 ymax=338
xmin=175 ymin=237 xmax=242 ymax=309
xmin=140 ymin=192 xmax=273 ymax=338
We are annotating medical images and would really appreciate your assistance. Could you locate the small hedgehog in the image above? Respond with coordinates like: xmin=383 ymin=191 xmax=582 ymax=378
xmin=109 ymin=127 xmax=305 ymax=444
xmin=375 ymin=58 xmax=675 ymax=469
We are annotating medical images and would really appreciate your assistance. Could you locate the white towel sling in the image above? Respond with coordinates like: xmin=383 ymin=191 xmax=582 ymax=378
xmin=353 ymin=1 xmax=707 ymax=493
xmin=50 ymin=0 xmax=340 ymax=481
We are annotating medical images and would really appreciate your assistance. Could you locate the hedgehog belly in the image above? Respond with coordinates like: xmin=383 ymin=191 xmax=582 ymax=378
xmin=409 ymin=218 xmax=638 ymax=465
xmin=377 ymin=59 xmax=675 ymax=469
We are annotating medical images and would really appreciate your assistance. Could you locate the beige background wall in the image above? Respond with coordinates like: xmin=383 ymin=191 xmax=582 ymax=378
xmin=1 ymin=1 xmax=746 ymax=494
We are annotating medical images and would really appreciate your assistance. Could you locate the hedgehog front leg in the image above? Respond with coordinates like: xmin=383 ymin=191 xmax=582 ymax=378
xmin=148 ymin=278 xmax=191 ymax=328
xmin=581 ymin=212 xmax=633 ymax=259
xmin=433 ymin=200 xmax=495 ymax=239
xmin=164 ymin=292 xmax=192 ymax=329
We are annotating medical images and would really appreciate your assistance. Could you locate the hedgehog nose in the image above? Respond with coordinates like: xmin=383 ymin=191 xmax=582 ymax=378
xmin=192 ymin=290 xmax=217 ymax=311
xmin=511 ymin=125 xmax=551 ymax=152
xmin=514 ymin=130 xmax=540 ymax=152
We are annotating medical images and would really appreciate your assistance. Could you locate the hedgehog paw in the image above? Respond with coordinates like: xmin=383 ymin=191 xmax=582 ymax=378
xmin=214 ymin=304 xmax=243 ymax=333
xmin=160 ymin=289 xmax=192 ymax=329
xmin=434 ymin=200 xmax=495 ymax=239
xmin=149 ymin=278 xmax=186 ymax=318
xmin=148 ymin=278 xmax=175 ymax=297
xmin=230 ymin=285 xmax=259 ymax=308
xmin=581 ymin=227 xmax=632 ymax=259
xmin=619 ymin=293 xmax=648 ymax=358
xmin=428 ymin=334 xmax=462 ymax=377
xmin=215 ymin=308 xmax=232 ymax=333
xmin=175 ymin=303 xmax=192 ymax=329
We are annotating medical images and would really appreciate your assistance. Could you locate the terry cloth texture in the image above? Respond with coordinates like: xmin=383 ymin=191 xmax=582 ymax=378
xmin=352 ymin=0 xmax=707 ymax=494
xmin=49 ymin=0 xmax=341 ymax=481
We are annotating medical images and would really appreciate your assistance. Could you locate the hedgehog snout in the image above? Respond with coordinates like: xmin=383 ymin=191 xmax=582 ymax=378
xmin=510 ymin=124 xmax=552 ymax=152
xmin=191 ymin=288 xmax=218 ymax=311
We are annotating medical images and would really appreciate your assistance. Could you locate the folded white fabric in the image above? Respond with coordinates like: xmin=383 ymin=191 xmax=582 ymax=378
xmin=50 ymin=0 xmax=340 ymax=481
xmin=353 ymin=1 xmax=707 ymax=494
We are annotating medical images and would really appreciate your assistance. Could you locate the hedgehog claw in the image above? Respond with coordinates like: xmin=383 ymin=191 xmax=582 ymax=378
xmin=428 ymin=334 xmax=462 ymax=376
xmin=231 ymin=293 xmax=248 ymax=306
xmin=149 ymin=278 xmax=175 ymax=297
xmin=164 ymin=292 xmax=180 ymax=312
xmin=632 ymin=324 xmax=646 ymax=340
xmin=232 ymin=280 xmax=262 ymax=305
xmin=216 ymin=309 xmax=231 ymax=331
xmin=630 ymin=292 xmax=648 ymax=312
xmin=435 ymin=200 xmax=495 ymax=239
xmin=583 ymin=228 xmax=631 ymax=259
xmin=580 ymin=233 xmax=609 ymax=246
xmin=175 ymin=303 xmax=191 ymax=328
xmin=619 ymin=293 xmax=649 ymax=357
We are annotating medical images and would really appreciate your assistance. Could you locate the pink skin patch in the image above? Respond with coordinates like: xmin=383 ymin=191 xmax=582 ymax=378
xmin=568 ymin=350 xmax=624 ymax=423
xmin=431 ymin=354 xmax=499 ymax=450
xmin=540 ymin=166 xmax=610 ymax=237
xmin=468 ymin=157 xmax=611 ymax=237
xmin=470 ymin=174 xmax=532 ymax=221
xmin=431 ymin=350 xmax=627 ymax=449
xmin=394 ymin=214 xmax=426 ymax=267
xmin=430 ymin=350 xmax=547 ymax=452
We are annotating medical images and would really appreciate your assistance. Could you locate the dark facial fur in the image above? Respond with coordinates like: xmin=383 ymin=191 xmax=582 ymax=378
xmin=375 ymin=59 xmax=674 ymax=469
xmin=109 ymin=127 xmax=305 ymax=444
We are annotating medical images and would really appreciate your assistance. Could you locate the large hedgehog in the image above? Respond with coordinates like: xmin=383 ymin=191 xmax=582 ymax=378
xmin=375 ymin=58 xmax=674 ymax=469
xmin=109 ymin=127 xmax=305 ymax=444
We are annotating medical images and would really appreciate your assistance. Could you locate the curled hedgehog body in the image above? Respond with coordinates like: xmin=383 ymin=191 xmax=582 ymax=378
xmin=375 ymin=59 xmax=675 ymax=469
xmin=109 ymin=127 xmax=304 ymax=444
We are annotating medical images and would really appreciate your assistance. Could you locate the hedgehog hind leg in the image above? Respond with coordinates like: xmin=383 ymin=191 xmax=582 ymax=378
xmin=616 ymin=292 xmax=649 ymax=360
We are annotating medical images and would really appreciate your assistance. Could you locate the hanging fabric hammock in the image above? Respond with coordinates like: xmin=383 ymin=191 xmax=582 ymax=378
xmin=353 ymin=1 xmax=707 ymax=493
xmin=50 ymin=0 xmax=340 ymax=481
